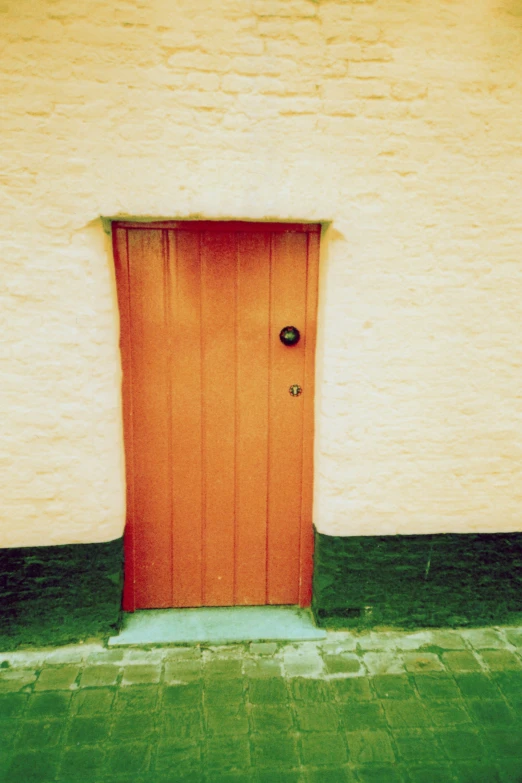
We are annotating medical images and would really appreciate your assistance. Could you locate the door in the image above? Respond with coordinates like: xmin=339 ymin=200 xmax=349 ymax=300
xmin=113 ymin=221 xmax=320 ymax=610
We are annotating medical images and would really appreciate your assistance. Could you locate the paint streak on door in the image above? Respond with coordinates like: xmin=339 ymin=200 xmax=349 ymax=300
xmin=113 ymin=221 xmax=320 ymax=610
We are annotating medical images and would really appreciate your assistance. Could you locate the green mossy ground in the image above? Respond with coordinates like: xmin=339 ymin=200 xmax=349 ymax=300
xmin=2 ymin=628 xmax=522 ymax=781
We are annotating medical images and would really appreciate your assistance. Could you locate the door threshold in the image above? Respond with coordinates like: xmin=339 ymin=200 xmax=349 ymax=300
xmin=108 ymin=606 xmax=326 ymax=646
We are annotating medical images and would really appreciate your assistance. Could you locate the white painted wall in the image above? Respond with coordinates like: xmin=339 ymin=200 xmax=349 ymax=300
xmin=2 ymin=0 xmax=522 ymax=545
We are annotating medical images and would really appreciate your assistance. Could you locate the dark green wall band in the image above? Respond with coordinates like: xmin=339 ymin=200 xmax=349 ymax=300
xmin=312 ymin=530 xmax=522 ymax=629
xmin=0 ymin=538 xmax=123 ymax=650
xmin=2 ymin=531 xmax=522 ymax=647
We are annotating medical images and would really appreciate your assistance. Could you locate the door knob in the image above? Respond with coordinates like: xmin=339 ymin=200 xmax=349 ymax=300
xmin=279 ymin=326 xmax=300 ymax=346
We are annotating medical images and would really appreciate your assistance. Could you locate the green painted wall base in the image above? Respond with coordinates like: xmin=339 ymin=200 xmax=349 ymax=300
xmin=3 ymin=531 xmax=522 ymax=648
xmin=0 ymin=538 xmax=123 ymax=650
xmin=312 ymin=530 xmax=522 ymax=630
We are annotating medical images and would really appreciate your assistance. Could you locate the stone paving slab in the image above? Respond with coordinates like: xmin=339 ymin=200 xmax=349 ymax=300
xmin=1 ymin=626 xmax=522 ymax=781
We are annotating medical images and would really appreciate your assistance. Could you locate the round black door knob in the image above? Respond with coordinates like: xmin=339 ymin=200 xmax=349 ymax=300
xmin=279 ymin=326 xmax=300 ymax=346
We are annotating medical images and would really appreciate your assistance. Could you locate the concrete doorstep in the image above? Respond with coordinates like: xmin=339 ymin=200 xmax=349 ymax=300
xmin=108 ymin=606 xmax=327 ymax=646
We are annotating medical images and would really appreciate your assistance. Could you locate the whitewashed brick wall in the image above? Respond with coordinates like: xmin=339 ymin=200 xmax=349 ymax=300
xmin=2 ymin=0 xmax=522 ymax=544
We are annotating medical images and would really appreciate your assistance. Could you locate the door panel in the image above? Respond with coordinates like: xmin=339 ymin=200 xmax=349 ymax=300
xmin=299 ymin=230 xmax=321 ymax=607
xmin=113 ymin=221 xmax=320 ymax=610
xmin=267 ymin=232 xmax=308 ymax=604
xmin=200 ymin=231 xmax=237 ymax=606
xmin=235 ymin=231 xmax=271 ymax=605
xmin=127 ymin=229 xmax=172 ymax=608
xmin=168 ymin=230 xmax=204 ymax=607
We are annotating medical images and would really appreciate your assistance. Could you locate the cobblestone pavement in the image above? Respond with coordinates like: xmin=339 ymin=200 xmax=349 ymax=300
xmin=1 ymin=626 xmax=522 ymax=782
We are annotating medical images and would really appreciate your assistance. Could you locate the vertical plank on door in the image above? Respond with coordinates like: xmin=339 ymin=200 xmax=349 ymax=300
xmin=200 ymin=231 xmax=237 ymax=605
xmin=127 ymin=229 xmax=172 ymax=608
xmin=299 ymin=230 xmax=320 ymax=606
xmin=235 ymin=231 xmax=271 ymax=604
xmin=168 ymin=230 xmax=204 ymax=607
xmin=113 ymin=227 xmax=136 ymax=611
xmin=267 ymin=231 xmax=308 ymax=605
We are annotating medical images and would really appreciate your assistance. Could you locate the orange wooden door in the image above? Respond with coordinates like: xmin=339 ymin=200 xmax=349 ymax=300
xmin=113 ymin=221 xmax=320 ymax=610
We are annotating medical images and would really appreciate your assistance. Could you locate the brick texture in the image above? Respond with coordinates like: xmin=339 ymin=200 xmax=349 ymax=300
xmin=1 ymin=0 xmax=521 ymax=544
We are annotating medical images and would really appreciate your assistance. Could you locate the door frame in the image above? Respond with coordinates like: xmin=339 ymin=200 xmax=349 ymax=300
xmin=112 ymin=220 xmax=321 ymax=611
